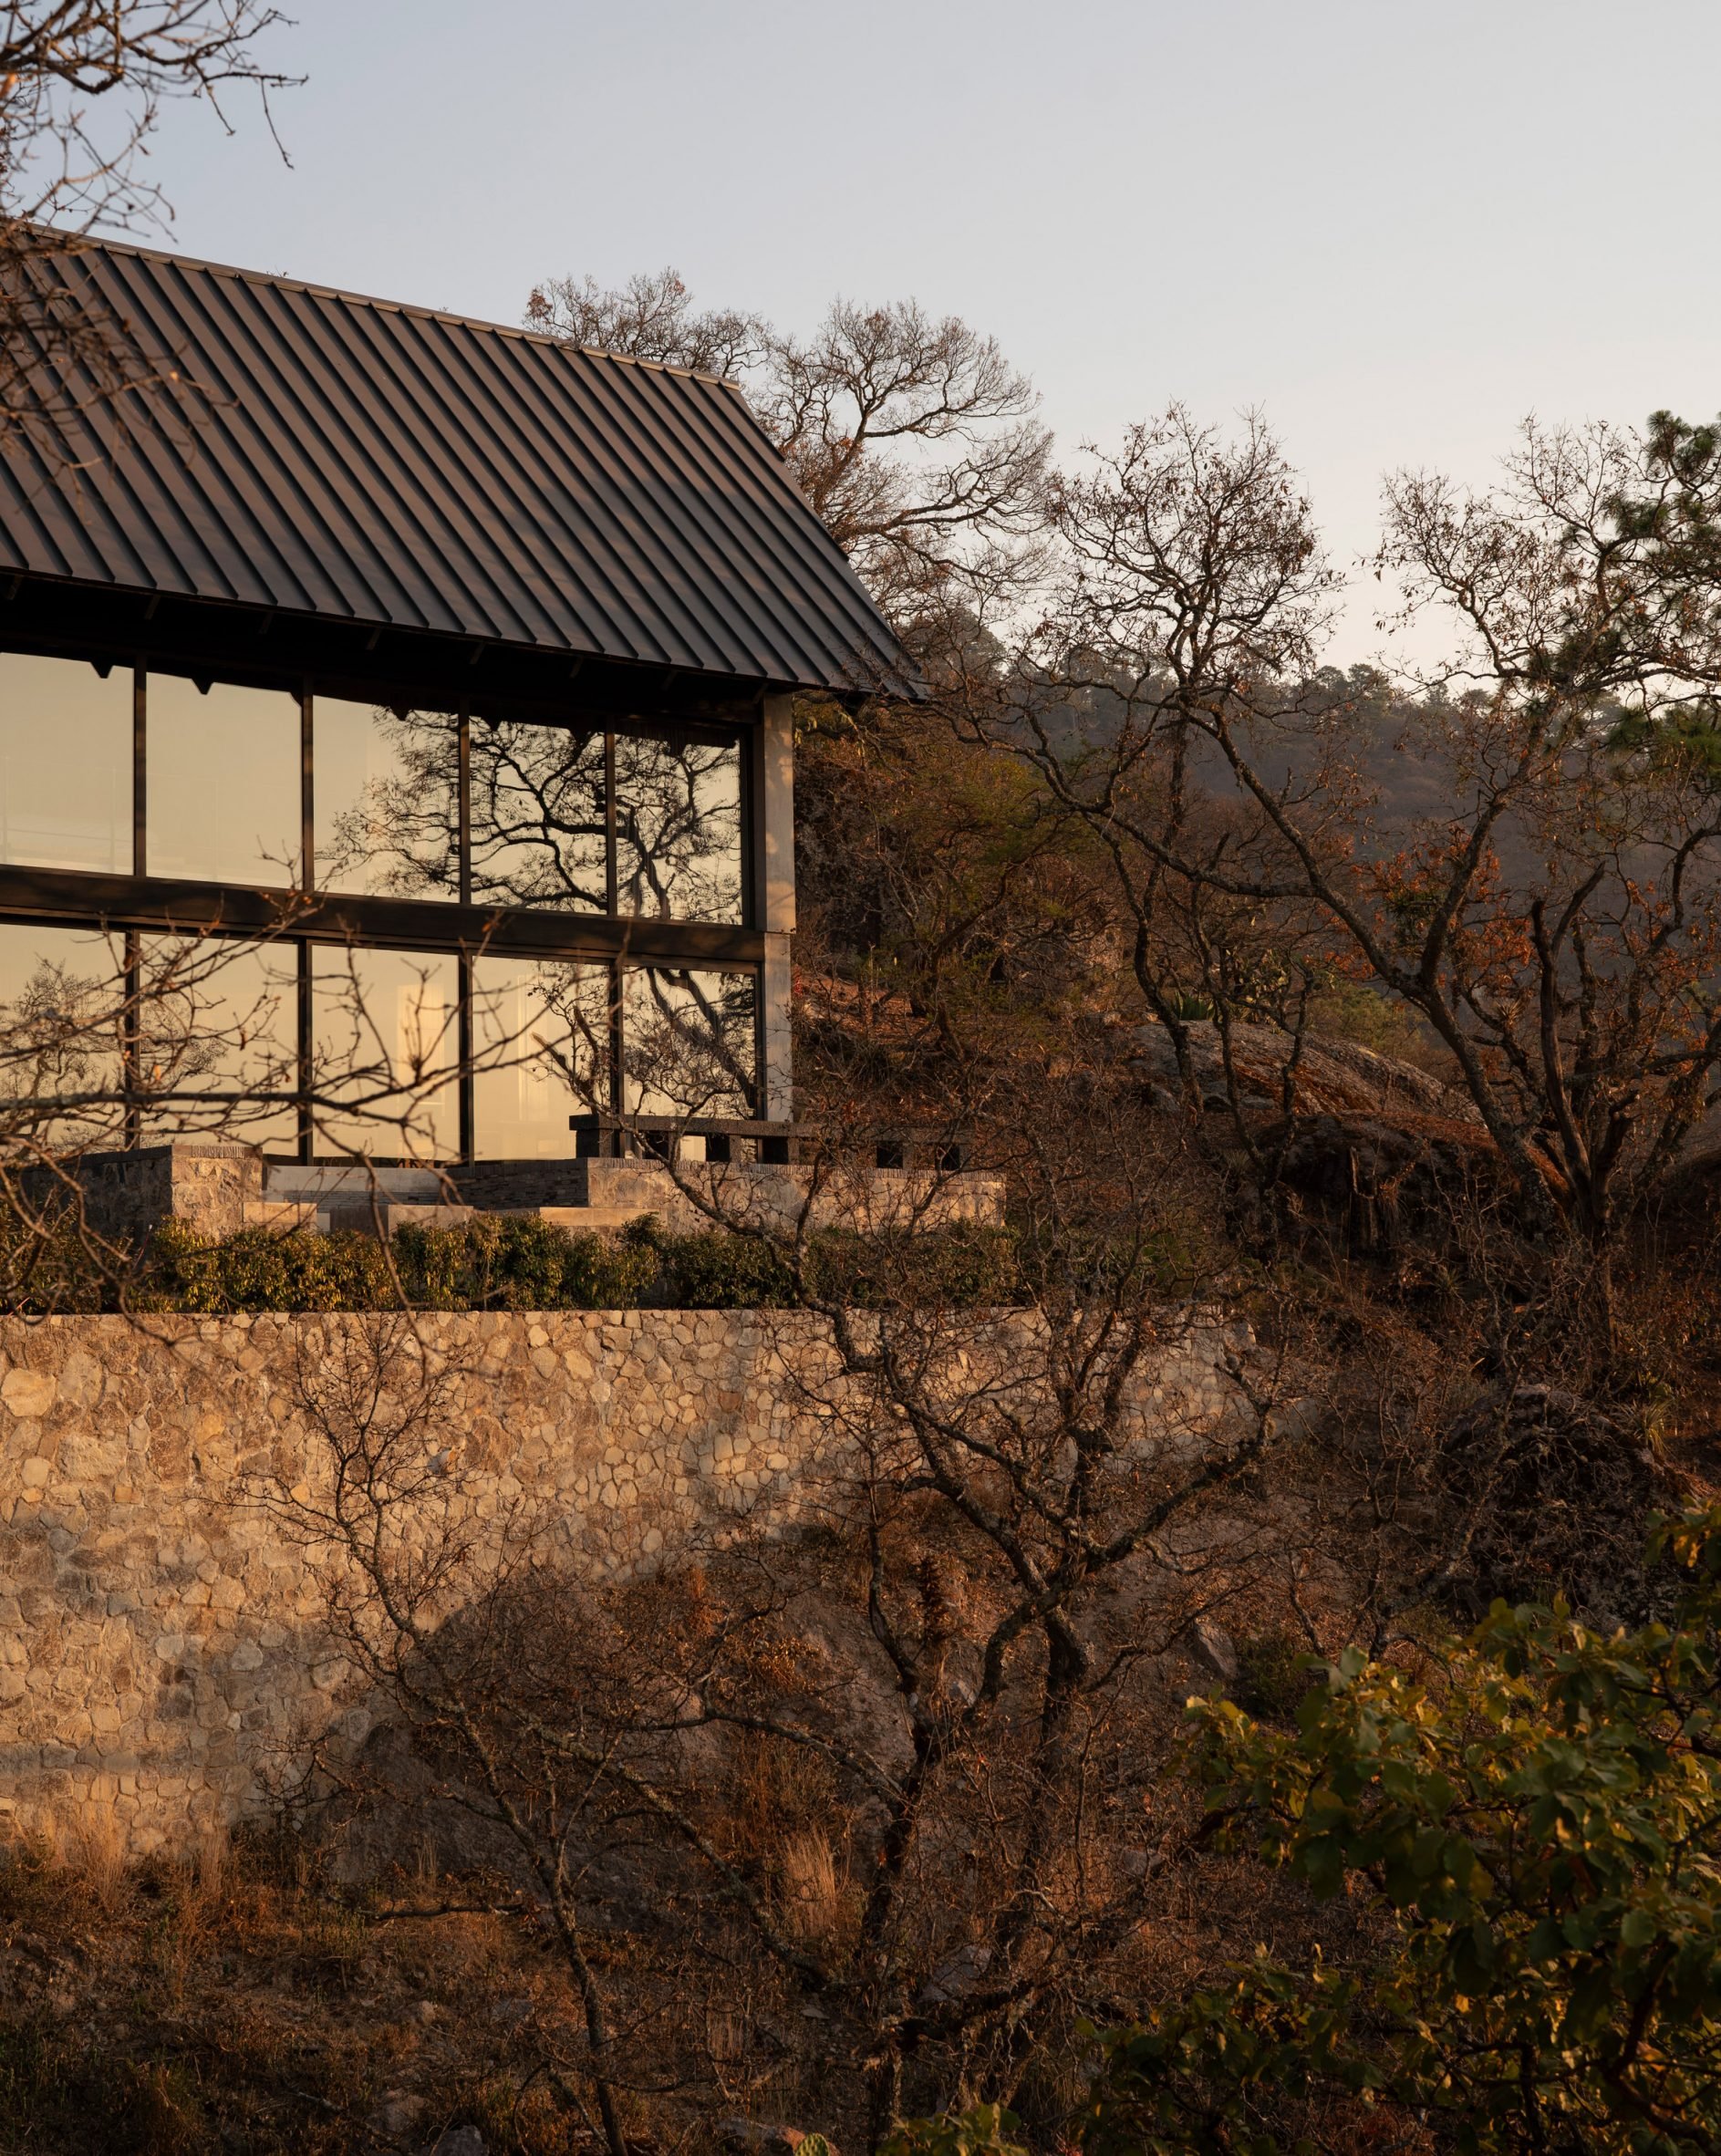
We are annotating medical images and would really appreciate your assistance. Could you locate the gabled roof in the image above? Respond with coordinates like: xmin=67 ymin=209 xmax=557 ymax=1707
xmin=0 ymin=234 xmax=918 ymax=699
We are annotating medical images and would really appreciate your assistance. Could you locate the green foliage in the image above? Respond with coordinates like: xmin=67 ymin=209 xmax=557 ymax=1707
xmin=140 ymin=1213 xmax=656 ymax=1313
xmin=1229 ymin=1629 xmax=1309 ymax=1723
xmin=133 ymin=1214 xmax=1021 ymax=1314
xmin=1304 ymin=979 xmax=1432 ymax=1064
xmin=641 ymin=1219 xmax=1021 ymax=1311
xmin=640 ymin=1220 xmax=798 ymax=1307
xmin=392 ymin=1212 xmax=658 ymax=1311
xmin=1083 ymin=1505 xmax=1721 ymax=2154
xmin=141 ymin=1218 xmax=398 ymax=1311
xmin=878 ymin=2103 xmax=1028 ymax=2155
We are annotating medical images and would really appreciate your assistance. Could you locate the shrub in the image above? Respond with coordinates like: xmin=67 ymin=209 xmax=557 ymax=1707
xmin=643 ymin=1221 xmax=799 ymax=1308
xmin=141 ymin=1214 xmax=654 ymax=1314
xmin=130 ymin=1215 xmax=1019 ymax=1314
xmin=140 ymin=1218 xmax=397 ymax=1311
xmin=392 ymin=1212 xmax=657 ymax=1311
xmin=1080 ymin=1505 xmax=1721 ymax=2155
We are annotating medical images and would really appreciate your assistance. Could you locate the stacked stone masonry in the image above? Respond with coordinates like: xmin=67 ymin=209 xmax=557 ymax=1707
xmin=0 ymin=1310 xmax=1242 ymax=1853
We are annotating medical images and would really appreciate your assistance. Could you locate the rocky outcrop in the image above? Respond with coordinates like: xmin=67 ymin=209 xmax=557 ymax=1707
xmin=1133 ymin=1019 xmax=1471 ymax=1121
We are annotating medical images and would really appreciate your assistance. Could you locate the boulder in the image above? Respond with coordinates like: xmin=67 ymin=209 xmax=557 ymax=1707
xmin=1133 ymin=1020 xmax=1472 ymax=1122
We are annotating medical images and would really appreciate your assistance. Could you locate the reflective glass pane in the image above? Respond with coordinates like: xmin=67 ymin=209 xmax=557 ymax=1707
xmin=614 ymin=729 xmax=743 ymax=924
xmin=137 ymin=937 xmax=299 ymax=1150
xmin=472 ymin=955 xmax=609 ymax=1159
xmin=469 ymin=718 xmax=606 ymax=911
xmin=0 ymin=922 xmax=128 ymax=1154
xmin=147 ymin=673 xmax=300 ymax=886
xmin=623 ymin=966 xmax=756 ymax=1119
xmin=0 ymin=651 xmax=131 ymax=873
xmin=310 ymin=946 xmax=457 ymax=1161
xmin=315 ymin=700 xmax=459 ymax=900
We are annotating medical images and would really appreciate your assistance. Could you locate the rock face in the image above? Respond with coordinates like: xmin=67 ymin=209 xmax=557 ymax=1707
xmin=1133 ymin=1020 xmax=1470 ymax=1122
xmin=1268 ymin=1110 xmax=1525 ymax=1258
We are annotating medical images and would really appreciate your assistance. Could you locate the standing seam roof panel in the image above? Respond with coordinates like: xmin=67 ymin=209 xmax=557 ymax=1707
xmin=211 ymin=267 xmax=481 ymax=629
xmin=369 ymin=306 xmax=669 ymax=657
xmin=0 ymin=275 xmax=213 ymax=596
xmin=657 ymin=370 xmax=905 ymax=679
xmin=436 ymin=312 xmax=780 ymax=671
xmin=0 ymin=235 xmax=918 ymax=697
xmin=553 ymin=356 xmax=845 ymax=681
xmin=103 ymin=255 xmax=336 ymax=612
xmin=479 ymin=333 xmax=790 ymax=674
xmin=178 ymin=263 xmax=414 ymax=622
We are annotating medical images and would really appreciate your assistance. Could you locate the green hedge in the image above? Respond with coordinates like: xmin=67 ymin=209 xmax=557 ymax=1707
xmin=140 ymin=1214 xmax=656 ymax=1313
xmin=129 ymin=1213 xmax=1022 ymax=1315
xmin=640 ymin=1218 xmax=1021 ymax=1310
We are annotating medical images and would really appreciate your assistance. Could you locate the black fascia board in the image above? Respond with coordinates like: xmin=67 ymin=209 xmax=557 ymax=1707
xmin=0 ymin=575 xmax=817 ymax=727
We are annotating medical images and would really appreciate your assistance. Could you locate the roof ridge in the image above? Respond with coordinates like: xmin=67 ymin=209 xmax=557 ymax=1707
xmin=26 ymin=223 xmax=746 ymax=390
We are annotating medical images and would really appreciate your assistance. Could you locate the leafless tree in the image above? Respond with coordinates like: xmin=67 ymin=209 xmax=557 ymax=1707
xmin=264 ymin=1043 xmax=1306 ymax=2153
xmin=0 ymin=1 xmax=297 ymax=438
xmin=951 ymin=404 xmax=1721 ymax=1342
xmin=526 ymin=268 xmax=1052 ymax=626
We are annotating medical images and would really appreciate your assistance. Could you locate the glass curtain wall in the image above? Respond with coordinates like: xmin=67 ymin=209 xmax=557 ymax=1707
xmin=147 ymin=674 xmax=301 ymax=886
xmin=0 ymin=921 xmax=129 ymax=1152
xmin=471 ymin=956 xmax=609 ymax=1158
xmin=137 ymin=937 xmax=300 ymax=1150
xmin=622 ymin=966 xmax=757 ymax=1120
xmin=0 ymin=652 xmax=132 ymax=874
xmin=314 ymin=700 xmax=460 ymax=900
xmin=0 ymin=656 xmax=758 ymax=1160
xmin=311 ymin=946 xmax=460 ymax=1162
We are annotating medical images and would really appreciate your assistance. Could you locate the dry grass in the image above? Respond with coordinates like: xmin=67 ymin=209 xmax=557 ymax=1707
xmin=775 ymin=1829 xmax=845 ymax=1949
xmin=0 ymin=1827 xmax=591 ymax=2155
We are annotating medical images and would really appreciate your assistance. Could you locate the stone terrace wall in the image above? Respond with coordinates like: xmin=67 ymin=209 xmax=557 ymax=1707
xmin=0 ymin=1310 xmax=1241 ymax=1854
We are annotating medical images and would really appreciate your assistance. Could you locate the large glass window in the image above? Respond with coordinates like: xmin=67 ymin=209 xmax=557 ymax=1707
xmin=136 ymin=936 xmax=299 ymax=1151
xmin=147 ymin=673 xmax=300 ymax=887
xmin=623 ymin=965 xmax=756 ymax=1119
xmin=315 ymin=700 xmax=459 ymax=900
xmin=468 ymin=718 xmax=607 ymax=911
xmin=0 ymin=922 xmax=128 ymax=1153
xmin=310 ymin=945 xmax=458 ymax=1161
xmin=0 ymin=653 xmax=131 ymax=874
xmin=614 ymin=729 xmax=743 ymax=924
xmin=472 ymin=955 xmax=610 ymax=1159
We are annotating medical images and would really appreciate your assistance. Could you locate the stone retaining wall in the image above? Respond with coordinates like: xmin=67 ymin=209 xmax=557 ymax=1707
xmin=0 ymin=1308 xmax=1241 ymax=1853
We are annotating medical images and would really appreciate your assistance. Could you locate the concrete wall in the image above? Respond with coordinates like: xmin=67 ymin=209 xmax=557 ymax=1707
xmin=0 ymin=1308 xmax=1241 ymax=1853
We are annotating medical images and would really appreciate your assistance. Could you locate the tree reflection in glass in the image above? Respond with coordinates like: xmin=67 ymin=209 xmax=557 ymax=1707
xmin=311 ymin=946 xmax=459 ymax=1161
xmin=623 ymin=966 xmax=755 ymax=1120
xmin=315 ymin=701 xmax=460 ymax=900
xmin=469 ymin=718 xmax=607 ymax=912
xmin=614 ymin=729 xmax=742 ymax=925
xmin=0 ymin=925 xmax=130 ymax=1155
xmin=137 ymin=937 xmax=300 ymax=1150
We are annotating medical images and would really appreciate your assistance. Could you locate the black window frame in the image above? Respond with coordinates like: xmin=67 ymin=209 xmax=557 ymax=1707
xmin=0 ymin=645 xmax=767 ymax=1163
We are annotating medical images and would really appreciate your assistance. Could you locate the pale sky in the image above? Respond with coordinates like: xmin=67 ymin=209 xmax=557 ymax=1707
xmin=129 ymin=0 xmax=1721 ymax=662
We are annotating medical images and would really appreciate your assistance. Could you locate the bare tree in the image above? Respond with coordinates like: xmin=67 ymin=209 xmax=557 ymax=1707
xmin=952 ymin=404 xmax=1721 ymax=1343
xmin=266 ymin=1045 xmax=1301 ymax=2154
xmin=0 ymin=1 xmax=298 ymax=436
xmin=526 ymin=268 xmax=1051 ymax=626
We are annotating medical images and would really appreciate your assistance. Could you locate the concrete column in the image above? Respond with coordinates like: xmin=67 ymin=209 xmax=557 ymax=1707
xmin=753 ymin=694 xmax=795 ymax=1120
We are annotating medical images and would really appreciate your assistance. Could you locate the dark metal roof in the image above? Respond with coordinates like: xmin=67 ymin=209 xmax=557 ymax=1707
xmin=0 ymin=234 xmax=918 ymax=699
